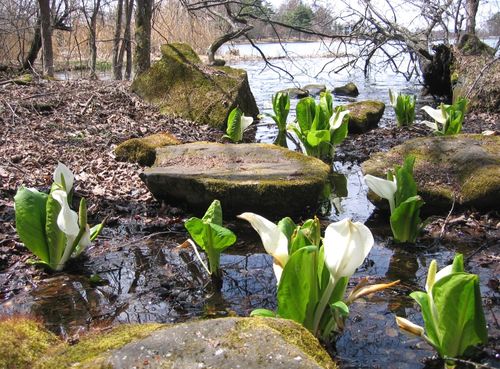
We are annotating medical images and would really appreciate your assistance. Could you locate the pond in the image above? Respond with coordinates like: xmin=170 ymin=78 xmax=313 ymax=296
xmin=2 ymin=42 xmax=499 ymax=369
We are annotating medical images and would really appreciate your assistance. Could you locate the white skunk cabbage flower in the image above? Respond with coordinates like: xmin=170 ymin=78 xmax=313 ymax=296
xmin=364 ymin=174 xmax=398 ymax=213
xmin=53 ymin=162 xmax=74 ymax=193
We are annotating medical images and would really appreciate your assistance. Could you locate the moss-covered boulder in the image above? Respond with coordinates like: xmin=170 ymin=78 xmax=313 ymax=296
xmin=278 ymin=87 xmax=309 ymax=99
xmin=140 ymin=142 xmax=331 ymax=218
xmin=346 ymin=100 xmax=385 ymax=133
xmin=0 ymin=317 xmax=59 ymax=369
xmin=362 ymin=134 xmax=500 ymax=212
xmin=95 ymin=318 xmax=337 ymax=369
xmin=303 ymin=84 xmax=327 ymax=96
xmin=333 ymin=82 xmax=359 ymax=97
xmin=114 ymin=132 xmax=181 ymax=166
xmin=131 ymin=43 xmax=259 ymax=129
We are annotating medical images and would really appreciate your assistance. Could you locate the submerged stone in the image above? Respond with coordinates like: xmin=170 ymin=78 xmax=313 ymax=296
xmin=333 ymin=82 xmax=359 ymax=97
xmin=362 ymin=134 xmax=500 ymax=212
xmin=114 ymin=132 xmax=180 ymax=166
xmin=140 ymin=142 xmax=331 ymax=218
xmin=131 ymin=43 xmax=259 ymax=129
xmin=346 ymin=100 xmax=385 ymax=133
xmin=99 ymin=318 xmax=337 ymax=369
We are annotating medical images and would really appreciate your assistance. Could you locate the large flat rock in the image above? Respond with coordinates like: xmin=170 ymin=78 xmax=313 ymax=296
xmin=140 ymin=142 xmax=331 ymax=218
xmin=102 ymin=318 xmax=337 ymax=369
xmin=362 ymin=134 xmax=500 ymax=212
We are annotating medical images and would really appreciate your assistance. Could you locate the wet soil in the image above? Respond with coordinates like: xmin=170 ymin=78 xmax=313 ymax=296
xmin=0 ymin=78 xmax=499 ymax=368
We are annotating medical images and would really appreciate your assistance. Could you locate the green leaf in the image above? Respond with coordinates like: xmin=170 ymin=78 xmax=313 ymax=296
xmin=277 ymin=217 xmax=296 ymax=246
xmin=296 ymin=97 xmax=316 ymax=133
xmin=185 ymin=217 xmax=208 ymax=250
xmin=250 ymin=308 xmax=276 ymax=318
xmin=390 ymin=195 xmax=424 ymax=243
xmin=299 ymin=218 xmax=322 ymax=247
xmin=289 ymin=229 xmax=310 ymax=255
xmin=451 ymin=254 xmax=464 ymax=273
xmin=394 ymin=155 xmax=418 ymax=207
xmin=224 ymin=107 xmax=243 ymax=142
xmin=410 ymin=291 xmax=440 ymax=351
xmin=331 ymin=120 xmax=348 ymax=145
xmin=208 ymin=223 xmax=236 ymax=252
xmin=90 ymin=222 xmax=104 ymax=241
xmin=184 ymin=218 xmax=236 ymax=252
xmin=14 ymin=187 xmax=49 ymax=263
xmin=45 ymin=193 xmax=65 ymax=268
xmin=433 ymin=273 xmax=488 ymax=357
xmin=277 ymin=246 xmax=319 ymax=331
xmin=272 ymin=92 xmax=290 ymax=131
xmin=307 ymin=129 xmax=330 ymax=147
xmin=331 ymin=300 xmax=349 ymax=317
xmin=202 ymin=199 xmax=223 ymax=226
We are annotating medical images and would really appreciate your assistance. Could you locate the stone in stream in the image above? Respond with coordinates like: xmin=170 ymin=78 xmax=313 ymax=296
xmin=140 ymin=142 xmax=331 ymax=218
xmin=131 ymin=43 xmax=259 ymax=130
xmin=362 ymin=134 xmax=500 ymax=212
xmin=333 ymin=82 xmax=359 ymax=97
xmin=345 ymin=101 xmax=385 ymax=133
xmin=3 ymin=317 xmax=336 ymax=369
xmin=277 ymin=87 xmax=310 ymax=99
xmin=303 ymin=84 xmax=327 ymax=96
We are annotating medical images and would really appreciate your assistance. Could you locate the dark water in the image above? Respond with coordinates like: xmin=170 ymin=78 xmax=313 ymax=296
xmin=2 ymin=50 xmax=499 ymax=368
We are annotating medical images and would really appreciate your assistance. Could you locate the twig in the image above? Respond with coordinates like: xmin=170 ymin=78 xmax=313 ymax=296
xmin=439 ymin=197 xmax=455 ymax=238
xmin=80 ymin=94 xmax=96 ymax=115
xmin=22 ymin=92 xmax=58 ymax=100
xmin=442 ymin=356 xmax=496 ymax=369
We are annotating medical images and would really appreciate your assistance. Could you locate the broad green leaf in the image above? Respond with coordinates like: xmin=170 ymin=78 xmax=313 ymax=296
xmin=331 ymin=300 xmax=349 ymax=317
xmin=306 ymin=129 xmax=330 ymax=147
xmin=224 ymin=108 xmax=252 ymax=142
xmin=208 ymin=223 xmax=236 ymax=252
xmin=390 ymin=195 xmax=424 ymax=243
xmin=329 ymin=276 xmax=349 ymax=305
xmin=250 ymin=308 xmax=276 ymax=318
xmin=394 ymin=155 xmax=417 ymax=206
xmin=14 ymin=187 xmax=49 ymax=263
xmin=410 ymin=291 xmax=440 ymax=351
xmin=319 ymin=91 xmax=333 ymax=121
xmin=299 ymin=218 xmax=321 ymax=247
xmin=45 ymin=193 xmax=65 ymax=267
xmin=185 ymin=217 xmax=208 ymax=250
xmin=272 ymin=92 xmax=290 ymax=131
xmin=289 ymin=229 xmax=310 ymax=255
xmin=277 ymin=246 xmax=319 ymax=331
xmin=296 ymin=97 xmax=316 ymax=133
xmin=451 ymin=254 xmax=464 ymax=273
xmin=433 ymin=273 xmax=488 ymax=358
xmin=202 ymin=199 xmax=223 ymax=226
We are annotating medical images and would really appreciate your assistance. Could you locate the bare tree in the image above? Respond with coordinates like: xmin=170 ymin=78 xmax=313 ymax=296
xmin=112 ymin=0 xmax=123 ymax=78
xmin=82 ymin=0 xmax=102 ymax=78
xmin=134 ymin=0 xmax=153 ymax=75
xmin=38 ymin=0 xmax=54 ymax=76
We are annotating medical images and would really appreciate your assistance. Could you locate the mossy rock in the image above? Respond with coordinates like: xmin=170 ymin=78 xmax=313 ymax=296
xmin=13 ymin=73 xmax=33 ymax=85
xmin=114 ymin=132 xmax=181 ymax=166
xmin=346 ymin=100 xmax=385 ymax=133
xmin=131 ymin=43 xmax=259 ymax=129
xmin=362 ymin=134 xmax=500 ymax=212
xmin=140 ymin=142 xmax=331 ymax=218
xmin=278 ymin=87 xmax=309 ymax=99
xmin=0 ymin=317 xmax=165 ymax=369
xmin=303 ymin=84 xmax=327 ymax=96
xmin=333 ymin=82 xmax=359 ymax=97
xmin=457 ymin=34 xmax=495 ymax=57
xmin=0 ymin=317 xmax=59 ymax=369
xmin=92 ymin=317 xmax=337 ymax=369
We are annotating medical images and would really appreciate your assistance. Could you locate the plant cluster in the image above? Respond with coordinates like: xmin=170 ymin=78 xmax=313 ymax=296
xmin=14 ymin=163 xmax=104 ymax=271
xmin=265 ymin=91 xmax=290 ymax=146
xmin=396 ymin=254 xmax=488 ymax=367
xmin=364 ymin=156 xmax=424 ymax=243
xmin=288 ymin=91 xmax=350 ymax=161
xmin=422 ymin=97 xmax=468 ymax=135
xmin=239 ymin=213 xmax=398 ymax=339
xmin=389 ymin=89 xmax=416 ymax=127
xmin=223 ymin=107 xmax=254 ymax=142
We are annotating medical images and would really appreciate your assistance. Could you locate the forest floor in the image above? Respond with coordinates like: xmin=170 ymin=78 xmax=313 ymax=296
xmin=0 ymin=79 xmax=499 ymax=366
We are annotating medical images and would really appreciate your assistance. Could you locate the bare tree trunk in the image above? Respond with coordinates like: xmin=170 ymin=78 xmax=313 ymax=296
xmin=85 ymin=0 xmax=101 ymax=79
xmin=38 ymin=0 xmax=54 ymax=76
xmin=23 ymin=17 xmax=42 ymax=70
xmin=124 ymin=0 xmax=134 ymax=79
xmin=134 ymin=0 xmax=153 ymax=75
xmin=465 ymin=0 xmax=479 ymax=34
xmin=112 ymin=0 xmax=124 ymax=79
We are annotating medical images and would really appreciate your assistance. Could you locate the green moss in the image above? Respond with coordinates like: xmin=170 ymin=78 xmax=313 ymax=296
xmin=114 ymin=133 xmax=180 ymax=166
xmin=36 ymin=323 xmax=165 ymax=369
xmin=236 ymin=318 xmax=337 ymax=369
xmin=13 ymin=74 xmax=33 ymax=85
xmin=131 ymin=43 xmax=258 ymax=129
xmin=0 ymin=317 xmax=60 ymax=369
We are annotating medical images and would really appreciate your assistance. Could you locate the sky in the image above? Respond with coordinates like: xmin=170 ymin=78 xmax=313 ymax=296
xmin=266 ymin=0 xmax=500 ymax=26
